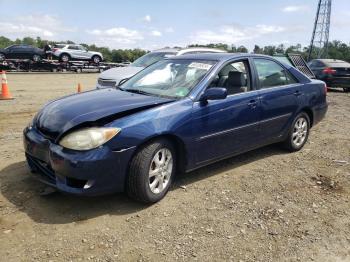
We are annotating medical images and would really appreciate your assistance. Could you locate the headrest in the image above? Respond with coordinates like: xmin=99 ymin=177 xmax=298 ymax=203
xmin=226 ymin=71 xmax=245 ymax=87
xmin=219 ymin=65 xmax=235 ymax=76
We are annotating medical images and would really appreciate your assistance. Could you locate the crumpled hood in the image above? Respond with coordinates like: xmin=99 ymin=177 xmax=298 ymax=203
xmin=35 ymin=88 xmax=172 ymax=139
xmin=98 ymin=66 xmax=144 ymax=84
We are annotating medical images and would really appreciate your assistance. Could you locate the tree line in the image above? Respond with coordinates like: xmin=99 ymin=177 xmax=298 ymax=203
xmin=1 ymin=36 xmax=350 ymax=62
xmin=0 ymin=36 xmax=147 ymax=63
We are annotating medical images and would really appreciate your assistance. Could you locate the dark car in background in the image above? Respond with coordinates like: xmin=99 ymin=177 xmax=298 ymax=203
xmin=0 ymin=45 xmax=45 ymax=62
xmin=308 ymin=59 xmax=350 ymax=92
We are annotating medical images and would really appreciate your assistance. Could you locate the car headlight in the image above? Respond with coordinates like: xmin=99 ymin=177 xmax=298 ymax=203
xmin=59 ymin=127 xmax=121 ymax=151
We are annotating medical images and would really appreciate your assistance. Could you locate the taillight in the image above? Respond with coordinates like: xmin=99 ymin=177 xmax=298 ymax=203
xmin=323 ymin=67 xmax=336 ymax=74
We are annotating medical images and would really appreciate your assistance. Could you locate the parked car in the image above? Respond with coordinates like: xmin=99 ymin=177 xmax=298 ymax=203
xmin=96 ymin=47 xmax=226 ymax=88
xmin=52 ymin=44 xmax=103 ymax=63
xmin=23 ymin=53 xmax=328 ymax=203
xmin=308 ymin=59 xmax=350 ymax=92
xmin=0 ymin=45 xmax=45 ymax=62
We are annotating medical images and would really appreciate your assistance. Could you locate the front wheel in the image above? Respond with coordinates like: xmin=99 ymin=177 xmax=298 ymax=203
xmin=0 ymin=53 xmax=5 ymax=61
xmin=283 ymin=112 xmax=310 ymax=152
xmin=127 ymin=139 xmax=176 ymax=203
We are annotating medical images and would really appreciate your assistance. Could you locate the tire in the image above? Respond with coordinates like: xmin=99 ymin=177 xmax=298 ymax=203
xmin=92 ymin=55 xmax=101 ymax=64
xmin=32 ymin=54 xmax=41 ymax=62
xmin=60 ymin=54 xmax=70 ymax=62
xmin=343 ymin=87 xmax=350 ymax=93
xmin=0 ymin=53 xmax=5 ymax=61
xmin=283 ymin=112 xmax=310 ymax=152
xmin=127 ymin=139 xmax=176 ymax=203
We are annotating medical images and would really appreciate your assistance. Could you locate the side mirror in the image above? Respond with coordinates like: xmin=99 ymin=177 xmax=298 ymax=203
xmin=200 ymin=87 xmax=227 ymax=102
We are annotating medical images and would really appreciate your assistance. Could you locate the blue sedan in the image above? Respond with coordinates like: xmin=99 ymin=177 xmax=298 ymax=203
xmin=23 ymin=53 xmax=328 ymax=203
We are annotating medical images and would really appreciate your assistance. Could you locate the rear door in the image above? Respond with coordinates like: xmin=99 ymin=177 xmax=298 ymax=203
xmin=67 ymin=45 xmax=83 ymax=59
xmin=22 ymin=46 xmax=34 ymax=59
xmin=192 ymin=59 xmax=261 ymax=164
xmin=253 ymin=58 xmax=300 ymax=143
xmin=8 ymin=46 xmax=26 ymax=59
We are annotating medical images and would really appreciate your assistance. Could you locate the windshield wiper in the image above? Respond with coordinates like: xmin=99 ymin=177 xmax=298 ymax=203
xmin=122 ymin=89 xmax=155 ymax=96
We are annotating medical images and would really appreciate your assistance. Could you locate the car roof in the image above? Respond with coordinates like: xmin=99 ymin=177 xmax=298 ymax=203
xmin=166 ymin=52 xmax=271 ymax=62
xmin=151 ymin=47 xmax=226 ymax=55
xmin=151 ymin=48 xmax=180 ymax=54
xmin=177 ymin=47 xmax=226 ymax=55
xmin=314 ymin=59 xmax=348 ymax=63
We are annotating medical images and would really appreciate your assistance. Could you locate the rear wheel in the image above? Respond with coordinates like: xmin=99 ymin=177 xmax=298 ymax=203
xmin=60 ymin=54 xmax=70 ymax=62
xmin=32 ymin=54 xmax=42 ymax=62
xmin=283 ymin=112 xmax=310 ymax=152
xmin=343 ymin=87 xmax=350 ymax=93
xmin=127 ymin=139 xmax=176 ymax=203
xmin=92 ymin=55 xmax=101 ymax=64
xmin=0 ymin=53 xmax=5 ymax=61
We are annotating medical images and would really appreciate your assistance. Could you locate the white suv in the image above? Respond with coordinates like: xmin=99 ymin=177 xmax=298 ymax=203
xmin=96 ymin=47 xmax=225 ymax=88
xmin=52 ymin=44 xmax=103 ymax=63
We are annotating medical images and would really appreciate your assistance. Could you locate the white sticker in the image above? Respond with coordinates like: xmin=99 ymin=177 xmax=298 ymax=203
xmin=188 ymin=62 xmax=213 ymax=70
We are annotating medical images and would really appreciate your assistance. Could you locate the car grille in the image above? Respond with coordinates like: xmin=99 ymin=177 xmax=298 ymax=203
xmin=26 ymin=154 xmax=56 ymax=184
xmin=98 ymin=78 xmax=116 ymax=87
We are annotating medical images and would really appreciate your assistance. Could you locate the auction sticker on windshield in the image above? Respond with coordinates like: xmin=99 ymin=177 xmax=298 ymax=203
xmin=188 ymin=62 xmax=213 ymax=70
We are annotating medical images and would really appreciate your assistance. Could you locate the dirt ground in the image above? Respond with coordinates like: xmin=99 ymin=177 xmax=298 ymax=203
xmin=0 ymin=73 xmax=349 ymax=262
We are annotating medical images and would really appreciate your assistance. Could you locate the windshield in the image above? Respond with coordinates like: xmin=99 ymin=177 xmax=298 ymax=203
xmin=121 ymin=59 xmax=216 ymax=98
xmin=131 ymin=52 xmax=176 ymax=67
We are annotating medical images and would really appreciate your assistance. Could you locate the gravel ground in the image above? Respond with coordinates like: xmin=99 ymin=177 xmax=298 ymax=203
xmin=0 ymin=73 xmax=349 ymax=262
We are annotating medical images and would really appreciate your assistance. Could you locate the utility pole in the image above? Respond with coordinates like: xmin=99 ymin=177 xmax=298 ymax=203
xmin=308 ymin=0 xmax=332 ymax=61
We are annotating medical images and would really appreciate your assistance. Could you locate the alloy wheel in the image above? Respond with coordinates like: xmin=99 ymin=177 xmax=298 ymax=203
xmin=93 ymin=56 xmax=101 ymax=63
xmin=33 ymin=55 xmax=41 ymax=62
xmin=61 ymin=55 xmax=69 ymax=62
xmin=148 ymin=148 xmax=173 ymax=194
xmin=292 ymin=117 xmax=308 ymax=147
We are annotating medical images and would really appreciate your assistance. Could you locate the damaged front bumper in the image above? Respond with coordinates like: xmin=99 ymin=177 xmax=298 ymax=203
xmin=23 ymin=126 xmax=135 ymax=196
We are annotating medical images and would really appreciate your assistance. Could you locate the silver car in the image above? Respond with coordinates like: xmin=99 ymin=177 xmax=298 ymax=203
xmin=52 ymin=44 xmax=103 ymax=63
xmin=96 ymin=47 xmax=225 ymax=89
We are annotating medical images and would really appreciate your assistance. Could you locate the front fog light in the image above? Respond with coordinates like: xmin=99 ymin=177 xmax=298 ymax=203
xmin=59 ymin=127 xmax=121 ymax=151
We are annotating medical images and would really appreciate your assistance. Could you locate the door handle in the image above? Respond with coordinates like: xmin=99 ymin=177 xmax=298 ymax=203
xmin=294 ymin=90 xmax=302 ymax=96
xmin=248 ymin=100 xmax=258 ymax=108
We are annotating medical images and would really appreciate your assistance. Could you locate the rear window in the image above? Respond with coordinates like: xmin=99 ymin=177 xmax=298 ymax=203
xmin=272 ymin=56 xmax=293 ymax=67
xmin=54 ymin=44 xmax=66 ymax=48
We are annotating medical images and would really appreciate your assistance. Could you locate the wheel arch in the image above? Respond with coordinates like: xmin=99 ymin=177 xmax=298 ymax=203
xmin=300 ymin=107 xmax=314 ymax=127
xmin=131 ymin=133 xmax=188 ymax=174
xmin=91 ymin=54 xmax=102 ymax=61
xmin=59 ymin=52 xmax=71 ymax=59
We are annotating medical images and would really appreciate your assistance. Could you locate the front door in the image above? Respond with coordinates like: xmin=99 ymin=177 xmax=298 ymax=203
xmin=192 ymin=59 xmax=261 ymax=165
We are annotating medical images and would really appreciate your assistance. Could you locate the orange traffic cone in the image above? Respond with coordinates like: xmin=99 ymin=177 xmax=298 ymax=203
xmin=0 ymin=71 xmax=14 ymax=100
xmin=77 ymin=83 xmax=82 ymax=93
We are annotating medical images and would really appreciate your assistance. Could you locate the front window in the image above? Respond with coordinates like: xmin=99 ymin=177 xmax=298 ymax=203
xmin=131 ymin=52 xmax=176 ymax=67
xmin=121 ymin=59 xmax=216 ymax=98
